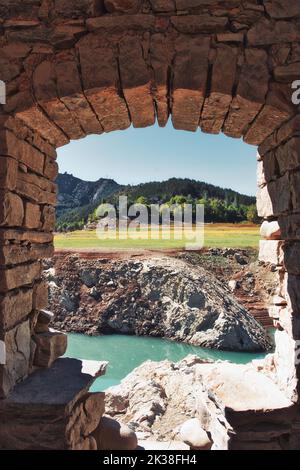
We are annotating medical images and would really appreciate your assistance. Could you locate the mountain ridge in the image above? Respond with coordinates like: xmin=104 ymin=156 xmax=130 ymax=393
xmin=56 ymin=173 xmax=257 ymax=231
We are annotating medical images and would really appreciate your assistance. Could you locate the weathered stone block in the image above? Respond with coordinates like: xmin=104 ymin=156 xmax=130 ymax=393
xmin=171 ymin=15 xmax=228 ymax=34
xmin=17 ymin=169 xmax=57 ymax=195
xmin=0 ymin=320 xmax=31 ymax=398
xmin=23 ymin=202 xmax=41 ymax=230
xmin=0 ymin=289 xmax=33 ymax=331
xmin=283 ymin=274 xmax=300 ymax=317
xmin=265 ymin=0 xmax=300 ymax=19
xmin=77 ymin=35 xmax=130 ymax=132
xmin=55 ymin=53 xmax=102 ymax=135
xmin=34 ymin=310 xmax=54 ymax=334
xmin=33 ymin=60 xmax=85 ymax=140
xmin=224 ymin=49 xmax=268 ymax=139
xmin=172 ymin=37 xmax=209 ymax=131
xmin=257 ymin=173 xmax=291 ymax=218
xmin=200 ymin=45 xmax=238 ymax=134
xmin=248 ymin=18 xmax=300 ymax=46
xmin=86 ymin=14 xmax=154 ymax=32
xmin=274 ymin=63 xmax=300 ymax=83
xmin=277 ymin=308 xmax=300 ymax=340
xmin=33 ymin=329 xmax=67 ymax=368
xmin=150 ymin=0 xmax=174 ymax=12
xmin=257 ymin=185 xmax=274 ymax=218
xmin=44 ymin=157 xmax=58 ymax=181
xmin=0 ymin=130 xmax=45 ymax=176
xmin=279 ymin=214 xmax=300 ymax=240
xmin=283 ymin=242 xmax=300 ymax=275
xmin=33 ymin=281 xmax=49 ymax=311
xmin=0 ymin=243 xmax=53 ymax=266
xmin=0 ymin=340 xmax=5 ymax=365
xmin=0 ymin=261 xmax=41 ymax=293
xmin=0 ymin=229 xmax=53 ymax=245
xmin=67 ymin=392 xmax=105 ymax=443
xmin=259 ymin=240 xmax=284 ymax=266
xmin=261 ymin=150 xmax=280 ymax=183
xmin=0 ymin=191 xmax=24 ymax=227
xmin=258 ymin=115 xmax=300 ymax=157
xmin=118 ymin=37 xmax=155 ymax=129
xmin=260 ymin=221 xmax=281 ymax=240
xmin=257 ymin=160 xmax=267 ymax=188
xmin=0 ymin=157 xmax=18 ymax=190
xmin=41 ymin=205 xmax=56 ymax=232
xmin=105 ymin=0 xmax=140 ymax=13
xmin=245 ymin=97 xmax=292 ymax=146
xmin=274 ymin=329 xmax=299 ymax=402
xmin=16 ymin=178 xmax=56 ymax=205
xmin=290 ymin=171 xmax=300 ymax=212
xmin=54 ymin=0 xmax=103 ymax=17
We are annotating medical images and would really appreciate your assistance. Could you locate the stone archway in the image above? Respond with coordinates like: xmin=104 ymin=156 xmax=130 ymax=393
xmin=0 ymin=0 xmax=300 ymax=450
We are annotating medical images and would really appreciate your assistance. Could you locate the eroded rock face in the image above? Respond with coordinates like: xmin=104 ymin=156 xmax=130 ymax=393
xmin=45 ymin=254 xmax=272 ymax=352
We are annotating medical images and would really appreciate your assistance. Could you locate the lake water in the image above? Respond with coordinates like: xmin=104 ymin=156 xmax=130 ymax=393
xmin=65 ymin=333 xmax=269 ymax=392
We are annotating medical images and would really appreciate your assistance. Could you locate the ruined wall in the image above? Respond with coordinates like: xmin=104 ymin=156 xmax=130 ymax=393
xmin=0 ymin=116 xmax=59 ymax=397
xmin=258 ymin=116 xmax=300 ymax=406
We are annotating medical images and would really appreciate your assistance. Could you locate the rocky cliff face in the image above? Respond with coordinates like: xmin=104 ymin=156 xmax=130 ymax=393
xmin=44 ymin=253 xmax=272 ymax=352
xmin=56 ymin=173 xmax=121 ymax=217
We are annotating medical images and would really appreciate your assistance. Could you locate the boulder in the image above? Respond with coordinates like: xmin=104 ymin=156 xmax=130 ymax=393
xmin=180 ymin=418 xmax=212 ymax=450
xmin=92 ymin=416 xmax=138 ymax=450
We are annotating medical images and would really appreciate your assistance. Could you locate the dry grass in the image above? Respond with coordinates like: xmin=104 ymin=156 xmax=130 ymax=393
xmin=54 ymin=223 xmax=260 ymax=251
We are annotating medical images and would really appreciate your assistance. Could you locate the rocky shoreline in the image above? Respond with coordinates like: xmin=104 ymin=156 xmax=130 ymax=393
xmin=104 ymin=355 xmax=294 ymax=449
xmin=44 ymin=251 xmax=272 ymax=352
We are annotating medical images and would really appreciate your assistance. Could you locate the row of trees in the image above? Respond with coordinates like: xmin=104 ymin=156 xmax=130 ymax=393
xmin=85 ymin=195 xmax=259 ymax=226
xmin=56 ymin=195 xmax=259 ymax=232
xmin=134 ymin=195 xmax=259 ymax=224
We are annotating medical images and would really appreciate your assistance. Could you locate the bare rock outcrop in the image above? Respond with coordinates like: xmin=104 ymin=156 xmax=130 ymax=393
xmin=104 ymin=355 xmax=296 ymax=450
xmin=45 ymin=254 xmax=272 ymax=352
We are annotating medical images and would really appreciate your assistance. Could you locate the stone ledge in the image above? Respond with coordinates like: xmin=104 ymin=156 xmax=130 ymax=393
xmin=196 ymin=362 xmax=297 ymax=432
xmin=1 ymin=357 xmax=107 ymax=408
xmin=0 ymin=358 xmax=108 ymax=450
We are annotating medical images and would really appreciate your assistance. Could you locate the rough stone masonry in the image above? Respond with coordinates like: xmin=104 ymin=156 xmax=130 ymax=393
xmin=0 ymin=0 xmax=300 ymax=449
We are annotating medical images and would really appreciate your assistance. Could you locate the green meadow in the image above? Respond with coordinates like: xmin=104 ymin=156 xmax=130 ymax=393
xmin=54 ymin=223 xmax=260 ymax=251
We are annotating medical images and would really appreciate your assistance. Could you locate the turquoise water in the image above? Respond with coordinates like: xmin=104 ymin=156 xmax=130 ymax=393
xmin=65 ymin=333 xmax=268 ymax=392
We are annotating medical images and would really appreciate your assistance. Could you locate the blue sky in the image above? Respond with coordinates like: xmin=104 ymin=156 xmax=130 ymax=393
xmin=57 ymin=121 xmax=257 ymax=196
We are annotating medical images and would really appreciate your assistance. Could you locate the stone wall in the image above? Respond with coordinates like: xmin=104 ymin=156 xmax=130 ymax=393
xmin=258 ymin=116 xmax=300 ymax=408
xmin=0 ymin=116 xmax=58 ymax=397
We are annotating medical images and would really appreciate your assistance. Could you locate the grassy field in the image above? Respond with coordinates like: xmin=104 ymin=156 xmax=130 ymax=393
xmin=54 ymin=223 xmax=260 ymax=251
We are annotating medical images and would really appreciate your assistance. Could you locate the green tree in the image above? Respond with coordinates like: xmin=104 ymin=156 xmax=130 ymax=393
xmin=246 ymin=204 xmax=260 ymax=224
xmin=136 ymin=196 xmax=149 ymax=205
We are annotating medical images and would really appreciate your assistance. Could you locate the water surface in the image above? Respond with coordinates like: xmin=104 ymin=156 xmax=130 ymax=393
xmin=65 ymin=333 xmax=268 ymax=392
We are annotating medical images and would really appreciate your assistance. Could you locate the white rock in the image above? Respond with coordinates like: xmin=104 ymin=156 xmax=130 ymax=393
xmin=260 ymin=221 xmax=281 ymax=240
xmin=180 ymin=418 xmax=212 ymax=450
